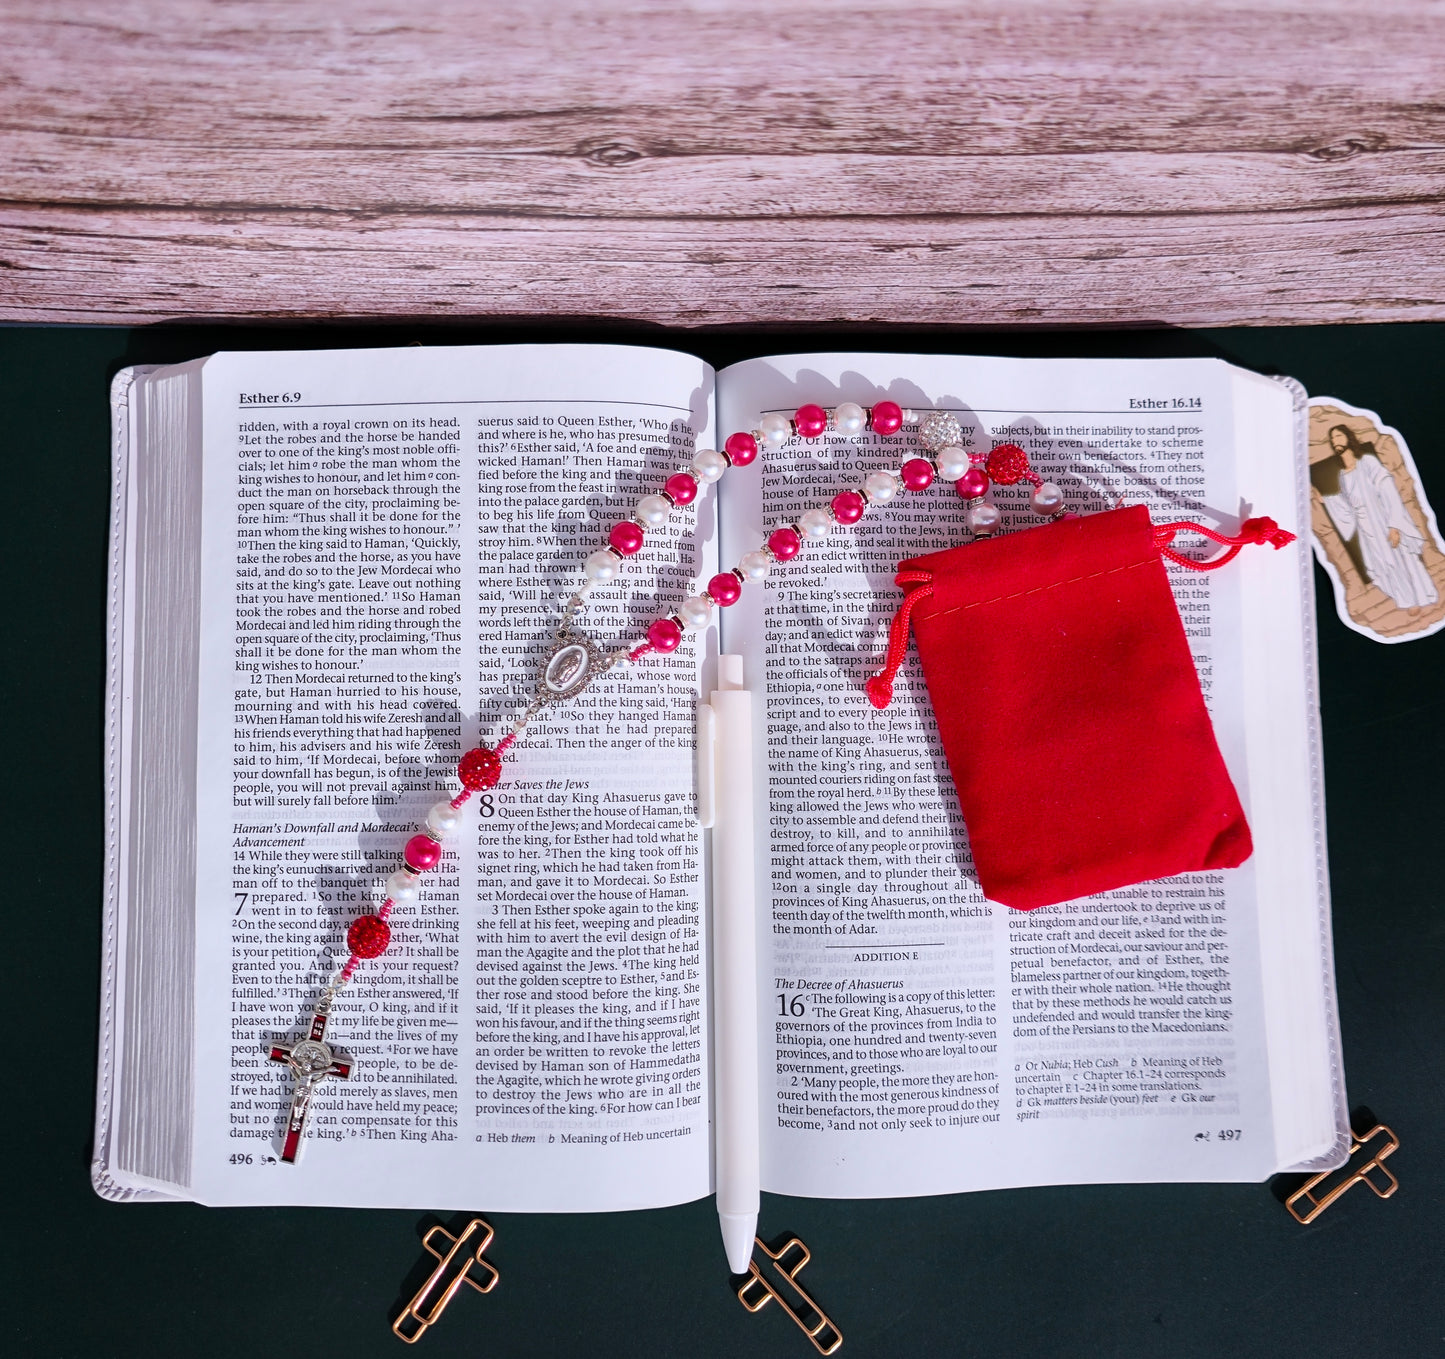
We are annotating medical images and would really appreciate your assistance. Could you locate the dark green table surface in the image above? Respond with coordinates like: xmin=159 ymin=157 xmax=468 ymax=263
xmin=5 ymin=323 xmax=1441 ymax=1358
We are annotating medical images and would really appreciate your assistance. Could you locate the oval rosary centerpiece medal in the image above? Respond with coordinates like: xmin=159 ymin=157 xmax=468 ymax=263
xmin=540 ymin=636 xmax=599 ymax=701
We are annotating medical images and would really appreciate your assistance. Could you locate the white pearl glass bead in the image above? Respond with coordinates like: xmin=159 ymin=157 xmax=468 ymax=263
xmin=798 ymin=508 xmax=832 ymax=540
xmin=738 ymin=549 xmax=772 ymax=583
xmin=387 ymin=870 xmax=420 ymax=904
xmin=678 ymin=594 xmax=713 ymax=631
xmin=691 ymin=448 xmax=727 ymax=483
xmin=864 ymin=470 xmax=899 ymax=504
xmin=583 ymin=548 xmax=620 ymax=583
xmin=1031 ymin=481 xmax=1066 ymax=515
xmin=426 ymin=800 xmax=462 ymax=839
xmin=968 ymin=502 xmax=1001 ymax=535
xmin=936 ymin=445 xmax=969 ymax=481
xmin=833 ymin=401 xmax=866 ymax=436
xmin=759 ymin=412 xmax=792 ymax=447
xmin=636 ymin=493 xmax=672 ymax=528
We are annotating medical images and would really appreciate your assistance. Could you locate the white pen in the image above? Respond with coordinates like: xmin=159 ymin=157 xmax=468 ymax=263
xmin=698 ymin=654 xmax=760 ymax=1275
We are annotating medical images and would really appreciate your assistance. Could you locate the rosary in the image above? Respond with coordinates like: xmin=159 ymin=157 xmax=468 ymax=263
xmin=266 ymin=399 xmax=1065 ymax=1162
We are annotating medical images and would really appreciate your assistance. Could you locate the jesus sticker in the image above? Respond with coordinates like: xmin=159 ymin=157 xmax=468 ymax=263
xmin=1308 ymin=398 xmax=1445 ymax=643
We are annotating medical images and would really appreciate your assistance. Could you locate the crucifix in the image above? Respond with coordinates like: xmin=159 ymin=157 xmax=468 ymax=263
xmin=267 ymin=988 xmax=352 ymax=1164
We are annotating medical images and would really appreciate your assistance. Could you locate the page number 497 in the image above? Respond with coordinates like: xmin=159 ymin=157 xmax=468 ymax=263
xmin=1194 ymin=1129 xmax=1242 ymax=1142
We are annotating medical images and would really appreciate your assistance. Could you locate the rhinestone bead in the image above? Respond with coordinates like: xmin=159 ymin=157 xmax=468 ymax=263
xmin=458 ymin=746 xmax=503 ymax=790
xmin=870 ymin=401 xmax=903 ymax=436
xmin=347 ymin=914 xmax=391 ymax=959
xmin=917 ymin=410 xmax=964 ymax=452
xmin=985 ymin=443 xmax=1031 ymax=486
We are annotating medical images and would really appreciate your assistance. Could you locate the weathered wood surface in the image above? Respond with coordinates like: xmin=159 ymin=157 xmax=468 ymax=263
xmin=2 ymin=0 xmax=1443 ymax=327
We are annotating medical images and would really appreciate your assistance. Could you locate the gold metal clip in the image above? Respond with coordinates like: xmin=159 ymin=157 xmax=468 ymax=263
xmin=393 ymin=1217 xmax=500 ymax=1343
xmin=1286 ymin=1124 xmax=1400 ymax=1224
xmin=736 ymin=1235 xmax=842 ymax=1354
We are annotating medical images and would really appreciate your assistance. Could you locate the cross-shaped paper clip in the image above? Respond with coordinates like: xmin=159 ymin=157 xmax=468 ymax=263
xmin=1286 ymin=1124 xmax=1399 ymax=1224
xmin=393 ymin=1217 xmax=499 ymax=1343
xmin=736 ymin=1235 xmax=842 ymax=1354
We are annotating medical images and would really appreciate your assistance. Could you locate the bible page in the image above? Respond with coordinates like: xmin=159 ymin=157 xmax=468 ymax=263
xmin=717 ymin=352 xmax=1326 ymax=1199
xmin=189 ymin=344 xmax=716 ymax=1210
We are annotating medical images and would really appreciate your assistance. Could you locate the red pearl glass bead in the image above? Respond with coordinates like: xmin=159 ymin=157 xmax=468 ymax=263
xmin=985 ymin=443 xmax=1031 ymax=486
xmin=458 ymin=746 xmax=502 ymax=791
xmin=831 ymin=490 xmax=866 ymax=525
xmin=768 ymin=527 xmax=802 ymax=561
xmin=707 ymin=572 xmax=743 ymax=607
xmin=347 ymin=914 xmax=391 ymax=959
xmin=958 ymin=467 xmax=990 ymax=500
xmin=794 ymin=404 xmax=828 ymax=439
xmin=404 ymin=834 xmax=442 ymax=872
xmin=609 ymin=521 xmax=644 ymax=556
xmin=647 ymin=617 xmax=683 ymax=652
xmin=664 ymin=472 xmax=699 ymax=506
xmin=724 ymin=432 xmax=759 ymax=467
xmin=870 ymin=400 xmax=903 ymax=436
xmin=901 ymin=458 xmax=934 ymax=491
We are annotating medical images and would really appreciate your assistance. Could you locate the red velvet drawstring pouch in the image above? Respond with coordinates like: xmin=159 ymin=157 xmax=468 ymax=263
xmin=865 ymin=502 xmax=1296 ymax=911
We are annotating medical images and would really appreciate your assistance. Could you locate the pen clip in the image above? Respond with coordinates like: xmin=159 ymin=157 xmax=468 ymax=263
xmin=697 ymin=702 xmax=716 ymax=829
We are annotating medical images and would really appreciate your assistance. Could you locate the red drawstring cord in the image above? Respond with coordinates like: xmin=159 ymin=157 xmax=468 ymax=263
xmin=1154 ymin=516 xmax=1296 ymax=571
xmin=865 ymin=570 xmax=933 ymax=709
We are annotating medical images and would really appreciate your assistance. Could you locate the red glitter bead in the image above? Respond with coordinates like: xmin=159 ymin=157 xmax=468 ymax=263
xmin=957 ymin=468 xmax=990 ymax=500
xmin=609 ymin=521 xmax=644 ymax=556
xmin=794 ymin=404 xmax=828 ymax=439
xmin=647 ymin=617 xmax=683 ymax=652
xmin=458 ymin=746 xmax=502 ymax=791
xmin=901 ymin=458 xmax=935 ymax=491
xmin=768 ymin=527 xmax=802 ymax=561
xmin=831 ymin=490 xmax=866 ymax=525
xmin=664 ymin=472 xmax=699 ymax=506
xmin=707 ymin=572 xmax=742 ymax=607
xmin=724 ymin=432 xmax=759 ymax=467
xmin=347 ymin=914 xmax=391 ymax=959
xmin=985 ymin=443 xmax=1031 ymax=486
xmin=404 ymin=834 xmax=442 ymax=872
xmin=870 ymin=401 xmax=903 ymax=436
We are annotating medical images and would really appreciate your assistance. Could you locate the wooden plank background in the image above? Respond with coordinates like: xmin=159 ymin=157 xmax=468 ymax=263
xmin=2 ymin=0 xmax=1443 ymax=328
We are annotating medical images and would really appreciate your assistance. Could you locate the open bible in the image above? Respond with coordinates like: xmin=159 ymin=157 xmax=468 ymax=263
xmin=97 ymin=343 xmax=1348 ymax=1209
